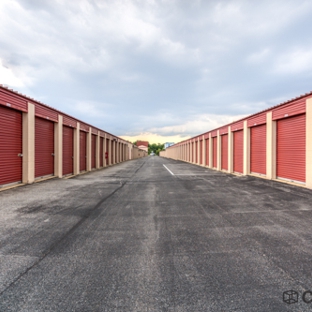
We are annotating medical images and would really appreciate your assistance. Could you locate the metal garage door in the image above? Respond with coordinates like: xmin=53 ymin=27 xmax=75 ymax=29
xmin=100 ymin=137 xmax=104 ymax=167
xmin=35 ymin=117 xmax=54 ymax=178
xmin=233 ymin=130 xmax=243 ymax=173
xmin=277 ymin=114 xmax=305 ymax=183
xmin=250 ymin=124 xmax=266 ymax=175
xmin=206 ymin=139 xmax=209 ymax=166
xmin=62 ymin=126 xmax=74 ymax=176
xmin=221 ymin=134 xmax=228 ymax=170
xmin=91 ymin=134 xmax=96 ymax=169
xmin=80 ymin=131 xmax=87 ymax=172
xmin=0 ymin=106 xmax=22 ymax=186
xmin=213 ymin=137 xmax=217 ymax=168
xmin=195 ymin=141 xmax=198 ymax=163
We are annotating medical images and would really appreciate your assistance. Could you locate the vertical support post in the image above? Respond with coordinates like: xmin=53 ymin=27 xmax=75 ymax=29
xmin=243 ymin=120 xmax=250 ymax=176
xmin=73 ymin=122 xmax=80 ymax=175
xmin=217 ymin=130 xmax=221 ymax=170
xmin=22 ymin=102 xmax=35 ymax=183
xmin=202 ymin=135 xmax=205 ymax=166
xmin=228 ymin=126 xmax=233 ymax=173
xmin=103 ymin=134 xmax=107 ymax=167
xmin=208 ymin=133 xmax=213 ymax=168
xmin=54 ymin=114 xmax=63 ymax=178
xmin=266 ymin=111 xmax=276 ymax=180
xmin=96 ymin=131 xmax=100 ymax=169
xmin=87 ymin=127 xmax=92 ymax=171
xmin=112 ymin=140 xmax=116 ymax=165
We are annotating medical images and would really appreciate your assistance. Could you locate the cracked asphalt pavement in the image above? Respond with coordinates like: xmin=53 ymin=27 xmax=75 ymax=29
xmin=1 ymin=156 xmax=312 ymax=311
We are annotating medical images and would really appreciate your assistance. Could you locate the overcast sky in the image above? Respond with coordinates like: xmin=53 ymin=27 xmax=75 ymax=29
xmin=1 ymin=0 xmax=312 ymax=143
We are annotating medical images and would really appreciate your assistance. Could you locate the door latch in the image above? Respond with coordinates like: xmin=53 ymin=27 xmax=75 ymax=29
xmin=18 ymin=153 xmax=23 ymax=157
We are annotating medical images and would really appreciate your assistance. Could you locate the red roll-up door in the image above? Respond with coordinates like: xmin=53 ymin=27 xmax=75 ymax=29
xmin=63 ymin=126 xmax=74 ymax=176
xmin=91 ymin=134 xmax=96 ymax=169
xmin=195 ymin=141 xmax=198 ymax=163
xmin=206 ymin=139 xmax=209 ymax=166
xmin=106 ymin=139 xmax=110 ymax=165
xmin=200 ymin=140 xmax=203 ymax=165
xmin=233 ymin=130 xmax=243 ymax=173
xmin=277 ymin=114 xmax=305 ymax=183
xmin=221 ymin=134 xmax=228 ymax=170
xmin=0 ymin=106 xmax=22 ymax=186
xmin=250 ymin=124 xmax=266 ymax=175
xmin=35 ymin=117 xmax=54 ymax=178
xmin=80 ymin=131 xmax=87 ymax=172
xmin=100 ymin=137 xmax=104 ymax=167
xmin=213 ymin=137 xmax=217 ymax=168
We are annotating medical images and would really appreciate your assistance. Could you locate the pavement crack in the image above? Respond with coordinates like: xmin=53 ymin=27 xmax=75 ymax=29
xmin=0 ymin=182 xmax=126 ymax=297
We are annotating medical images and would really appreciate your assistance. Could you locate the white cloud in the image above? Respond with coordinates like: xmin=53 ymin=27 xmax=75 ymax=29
xmin=273 ymin=48 xmax=312 ymax=74
xmin=1 ymin=0 xmax=312 ymax=142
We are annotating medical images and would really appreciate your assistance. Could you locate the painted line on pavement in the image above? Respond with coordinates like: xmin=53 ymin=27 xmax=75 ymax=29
xmin=163 ymin=164 xmax=175 ymax=176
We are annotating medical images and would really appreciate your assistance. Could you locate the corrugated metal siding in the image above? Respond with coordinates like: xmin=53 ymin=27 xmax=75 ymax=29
xmin=250 ymin=124 xmax=266 ymax=175
xmin=231 ymin=121 xmax=244 ymax=131
xmin=206 ymin=139 xmax=209 ymax=166
xmin=220 ymin=126 xmax=228 ymax=135
xmin=35 ymin=117 xmax=54 ymax=178
xmin=233 ymin=130 xmax=243 ymax=173
xmin=92 ymin=128 xmax=98 ymax=135
xmin=213 ymin=137 xmax=217 ymax=168
xmin=80 ymin=123 xmax=89 ymax=132
xmin=63 ymin=115 xmax=77 ymax=128
xmin=35 ymin=104 xmax=58 ymax=122
xmin=221 ymin=134 xmax=228 ymax=170
xmin=204 ymin=133 xmax=209 ymax=140
xmin=91 ymin=134 xmax=96 ymax=169
xmin=247 ymin=112 xmax=266 ymax=127
xmin=273 ymin=98 xmax=306 ymax=120
xmin=100 ymin=137 xmax=104 ymax=167
xmin=0 ymin=106 xmax=22 ymax=185
xmin=0 ymin=88 xmax=27 ymax=112
xmin=276 ymin=114 xmax=305 ymax=182
xmin=211 ymin=130 xmax=218 ymax=137
xmin=62 ymin=126 xmax=74 ymax=175
xmin=80 ymin=131 xmax=87 ymax=171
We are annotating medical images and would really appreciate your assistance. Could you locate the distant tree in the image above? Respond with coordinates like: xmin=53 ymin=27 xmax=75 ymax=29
xmin=148 ymin=143 xmax=164 ymax=156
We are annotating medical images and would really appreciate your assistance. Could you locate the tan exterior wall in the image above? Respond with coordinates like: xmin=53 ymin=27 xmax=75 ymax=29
xmin=73 ymin=122 xmax=80 ymax=175
xmin=22 ymin=103 xmax=35 ymax=184
xmin=243 ymin=120 xmax=250 ymax=176
xmin=217 ymin=130 xmax=221 ymax=171
xmin=54 ymin=115 xmax=63 ymax=178
xmin=228 ymin=126 xmax=233 ymax=173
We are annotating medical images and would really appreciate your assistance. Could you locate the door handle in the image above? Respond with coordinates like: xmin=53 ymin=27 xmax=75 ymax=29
xmin=18 ymin=153 xmax=23 ymax=157
xmin=51 ymin=153 xmax=55 ymax=156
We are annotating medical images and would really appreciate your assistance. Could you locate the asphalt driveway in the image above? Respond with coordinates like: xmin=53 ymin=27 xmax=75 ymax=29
xmin=1 ymin=156 xmax=312 ymax=311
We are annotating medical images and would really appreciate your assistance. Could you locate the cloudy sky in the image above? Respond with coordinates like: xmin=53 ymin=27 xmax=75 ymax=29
xmin=1 ymin=0 xmax=312 ymax=143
